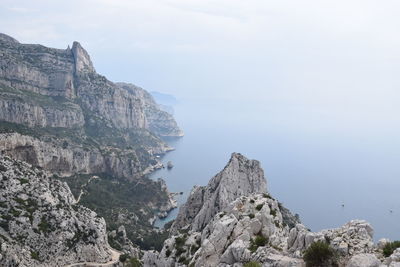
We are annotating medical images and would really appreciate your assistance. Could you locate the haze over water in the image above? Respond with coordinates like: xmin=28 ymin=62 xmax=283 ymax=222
xmin=152 ymin=99 xmax=400 ymax=242
xmin=4 ymin=0 xmax=399 ymax=242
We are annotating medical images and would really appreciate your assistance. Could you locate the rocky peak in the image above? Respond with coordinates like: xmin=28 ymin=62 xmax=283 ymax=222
xmin=0 ymin=33 xmax=19 ymax=44
xmin=170 ymin=152 xmax=267 ymax=234
xmin=71 ymin=41 xmax=95 ymax=73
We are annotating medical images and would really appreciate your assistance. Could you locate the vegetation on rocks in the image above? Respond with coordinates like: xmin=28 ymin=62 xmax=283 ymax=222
xmin=303 ymin=241 xmax=338 ymax=267
xmin=383 ymin=240 xmax=400 ymax=257
xmin=243 ymin=262 xmax=261 ymax=267
xmin=249 ymin=234 xmax=269 ymax=253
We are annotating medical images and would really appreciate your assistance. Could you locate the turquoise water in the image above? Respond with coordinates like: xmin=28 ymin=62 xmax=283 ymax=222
xmin=151 ymin=101 xmax=400 ymax=241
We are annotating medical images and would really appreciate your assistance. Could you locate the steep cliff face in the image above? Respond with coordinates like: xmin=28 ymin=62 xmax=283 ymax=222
xmin=0 ymin=132 xmax=155 ymax=179
xmin=117 ymin=82 xmax=183 ymax=137
xmin=0 ymin=33 xmax=180 ymax=178
xmin=170 ymin=153 xmax=268 ymax=234
xmin=0 ymin=33 xmax=182 ymax=136
xmin=0 ymin=33 xmax=182 ymax=251
xmin=0 ymin=155 xmax=113 ymax=267
xmin=0 ymin=84 xmax=84 ymax=128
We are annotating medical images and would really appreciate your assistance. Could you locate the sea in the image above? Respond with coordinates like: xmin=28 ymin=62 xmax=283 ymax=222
xmin=150 ymin=100 xmax=400 ymax=241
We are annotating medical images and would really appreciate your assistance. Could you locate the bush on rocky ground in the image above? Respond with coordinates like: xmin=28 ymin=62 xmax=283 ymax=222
xmin=383 ymin=241 xmax=400 ymax=257
xmin=303 ymin=240 xmax=338 ymax=267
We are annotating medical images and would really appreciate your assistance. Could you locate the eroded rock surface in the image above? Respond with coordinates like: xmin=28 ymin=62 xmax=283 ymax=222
xmin=171 ymin=153 xmax=268 ymax=234
xmin=0 ymin=155 xmax=113 ymax=267
xmin=143 ymin=153 xmax=394 ymax=267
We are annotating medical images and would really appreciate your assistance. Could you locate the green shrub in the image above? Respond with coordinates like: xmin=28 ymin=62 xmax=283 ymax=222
xmin=165 ymin=249 xmax=171 ymax=257
xmin=255 ymin=204 xmax=264 ymax=211
xmin=243 ymin=261 xmax=261 ymax=267
xmin=254 ymin=235 xmax=268 ymax=247
xmin=249 ymin=234 xmax=268 ymax=253
xmin=248 ymin=213 xmax=255 ymax=219
xmin=303 ymin=241 xmax=338 ymax=267
xmin=178 ymin=256 xmax=188 ymax=263
xmin=190 ymin=245 xmax=199 ymax=254
xmin=19 ymin=178 xmax=29 ymax=185
xmin=119 ymin=254 xmax=129 ymax=262
xmin=383 ymin=241 xmax=400 ymax=257
xmin=38 ymin=217 xmax=51 ymax=233
xmin=270 ymin=209 xmax=277 ymax=217
xmin=127 ymin=257 xmax=141 ymax=267
xmin=250 ymin=199 xmax=255 ymax=204
xmin=31 ymin=251 xmax=40 ymax=261
xmin=263 ymin=193 xmax=272 ymax=199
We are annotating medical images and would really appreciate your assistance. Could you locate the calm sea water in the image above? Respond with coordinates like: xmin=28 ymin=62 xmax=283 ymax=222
xmin=151 ymin=101 xmax=400 ymax=241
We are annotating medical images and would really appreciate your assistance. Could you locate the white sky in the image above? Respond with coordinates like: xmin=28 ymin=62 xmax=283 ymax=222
xmin=1 ymin=0 xmax=400 ymax=127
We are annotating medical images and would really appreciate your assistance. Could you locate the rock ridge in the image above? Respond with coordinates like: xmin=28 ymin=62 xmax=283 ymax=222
xmin=170 ymin=152 xmax=267 ymax=234
xmin=0 ymin=155 xmax=113 ymax=266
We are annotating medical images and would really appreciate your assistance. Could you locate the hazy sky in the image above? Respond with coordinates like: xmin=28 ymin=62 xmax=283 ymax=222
xmin=1 ymin=0 xmax=400 ymax=130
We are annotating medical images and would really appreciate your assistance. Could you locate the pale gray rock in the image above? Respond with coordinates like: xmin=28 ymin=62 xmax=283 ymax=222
xmin=117 ymin=82 xmax=183 ymax=137
xmin=387 ymin=248 xmax=400 ymax=266
xmin=0 ymin=33 xmax=181 ymax=179
xmin=346 ymin=253 xmax=381 ymax=267
xmin=0 ymin=132 xmax=162 ymax=179
xmin=171 ymin=153 xmax=267 ymax=234
xmin=144 ymin=153 xmax=389 ymax=267
xmin=0 ymin=155 xmax=113 ymax=266
xmin=0 ymin=93 xmax=84 ymax=128
xmin=288 ymin=220 xmax=375 ymax=256
xmin=378 ymin=238 xmax=390 ymax=250
xmin=71 ymin=41 xmax=95 ymax=73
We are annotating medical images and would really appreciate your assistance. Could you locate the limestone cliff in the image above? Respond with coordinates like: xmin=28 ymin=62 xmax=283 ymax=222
xmin=117 ymin=82 xmax=183 ymax=137
xmin=0 ymin=33 xmax=182 ymax=136
xmin=0 ymin=155 xmax=114 ymax=266
xmin=0 ymin=33 xmax=181 ymax=178
xmin=0 ymin=33 xmax=181 ymax=251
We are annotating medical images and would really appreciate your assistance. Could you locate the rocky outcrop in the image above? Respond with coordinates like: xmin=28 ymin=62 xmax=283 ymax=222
xmin=117 ymin=82 xmax=183 ymax=137
xmin=346 ymin=254 xmax=381 ymax=267
xmin=71 ymin=41 xmax=95 ymax=73
xmin=0 ymin=155 xmax=113 ymax=266
xmin=143 ymin=153 xmax=397 ymax=267
xmin=170 ymin=153 xmax=268 ymax=234
xmin=288 ymin=220 xmax=375 ymax=256
xmin=144 ymin=191 xmax=302 ymax=267
xmin=0 ymin=132 xmax=164 ymax=179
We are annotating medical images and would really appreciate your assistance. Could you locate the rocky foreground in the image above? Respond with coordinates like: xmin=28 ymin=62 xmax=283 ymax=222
xmin=143 ymin=153 xmax=400 ymax=267
xmin=0 ymin=155 xmax=113 ymax=267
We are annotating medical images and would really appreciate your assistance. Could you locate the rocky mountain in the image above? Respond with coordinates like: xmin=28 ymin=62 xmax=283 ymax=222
xmin=142 ymin=153 xmax=400 ymax=267
xmin=0 ymin=155 xmax=115 ymax=267
xmin=170 ymin=153 xmax=268 ymax=234
xmin=0 ymin=33 xmax=182 ymax=178
xmin=0 ymin=33 xmax=182 ymax=251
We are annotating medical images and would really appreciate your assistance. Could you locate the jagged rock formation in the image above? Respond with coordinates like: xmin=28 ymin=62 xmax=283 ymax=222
xmin=170 ymin=153 xmax=268 ymax=234
xmin=0 ymin=33 xmax=182 ymax=251
xmin=287 ymin=220 xmax=374 ymax=255
xmin=0 ymin=155 xmax=113 ymax=266
xmin=143 ymin=153 xmax=397 ymax=267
